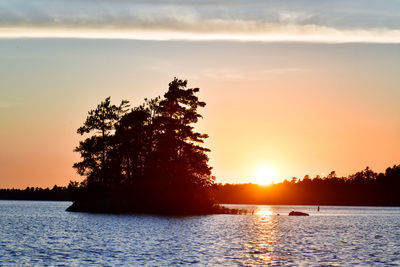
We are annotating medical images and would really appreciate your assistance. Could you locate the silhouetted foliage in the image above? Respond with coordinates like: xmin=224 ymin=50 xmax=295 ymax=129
xmin=2 ymin=165 xmax=399 ymax=208
xmin=214 ymin=165 xmax=400 ymax=206
xmin=0 ymin=181 xmax=82 ymax=201
xmin=69 ymin=78 xmax=221 ymax=214
xmin=8 ymin=80 xmax=398 ymax=211
xmin=73 ymin=97 xmax=129 ymax=191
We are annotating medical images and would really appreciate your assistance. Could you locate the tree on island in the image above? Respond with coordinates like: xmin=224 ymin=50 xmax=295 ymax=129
xmin=73 ymin=97 xmax=129 ymax=190
xmin=68 ymin=78 xmax=233 ymax=214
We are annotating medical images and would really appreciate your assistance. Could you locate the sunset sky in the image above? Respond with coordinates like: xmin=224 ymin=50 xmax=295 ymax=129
xmin=0 ymin=0 xmax=399 ymax=188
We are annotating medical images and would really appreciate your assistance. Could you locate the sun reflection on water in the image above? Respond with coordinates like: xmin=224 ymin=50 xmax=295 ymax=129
xmin=254 ymin=206 xmax=274 ymax=216
xmin=2 ymin=203 xmax=399 ymax=265
xmin=244 ymin=207 xmax=282 ymax=265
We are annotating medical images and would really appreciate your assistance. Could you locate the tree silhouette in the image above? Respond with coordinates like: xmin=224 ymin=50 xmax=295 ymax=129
xmin=152 ymin=78 xmax=213 ymax=188
xmin=69 ymin=78 xmax=219 ymax=214
xmin=73 ymin=97 xmax=129 ymax=189
xmin=214 ymin=165 xmax=400 ymax=206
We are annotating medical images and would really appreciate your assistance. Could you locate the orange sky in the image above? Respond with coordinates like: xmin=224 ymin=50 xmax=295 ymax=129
xmin=2 ymin=0 xmax=400 ymax=188
xmin=0 ymin=40 xmax=399 ymax=188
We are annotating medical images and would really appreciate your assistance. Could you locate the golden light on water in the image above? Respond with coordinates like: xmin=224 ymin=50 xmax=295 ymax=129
xmin=255 ymin=206 xmax=274 ymax=216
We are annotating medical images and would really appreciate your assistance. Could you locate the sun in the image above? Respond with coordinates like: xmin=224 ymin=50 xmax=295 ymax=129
xmin=254 ymin=166 xmax=276 ymax=185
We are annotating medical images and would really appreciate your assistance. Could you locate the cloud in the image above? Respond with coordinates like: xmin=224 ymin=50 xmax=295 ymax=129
xmin=201 ymin=67 xmax=307 ymax=81
xmin=0 ymin=0 xmax=399 ymax=43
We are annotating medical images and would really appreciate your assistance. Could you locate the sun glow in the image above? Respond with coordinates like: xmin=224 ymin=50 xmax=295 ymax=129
xmin=255 ymin=166 xmax=277 ymax=185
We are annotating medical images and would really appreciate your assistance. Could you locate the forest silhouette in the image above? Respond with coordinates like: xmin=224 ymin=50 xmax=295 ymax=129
xmin=215 ymin=165 xmax=400 ymax=206
xmin=66 ymin=78 xmax=236 ymax=214
xmin=1 ymin=165 xmax=399 ymax=207
xmin=1 ymin=79 xmax=399 ymax=211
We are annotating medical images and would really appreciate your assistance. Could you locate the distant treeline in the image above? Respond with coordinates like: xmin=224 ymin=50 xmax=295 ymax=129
xmin=2 ymin=165 xmax=399 ymax=206
xmin=214 ymin=165 xmax=400 ymax=206
xmin=0 ymin=182 xmax=82 ymax=201
xmin=0 ymin=186 xmax=70 ymax=201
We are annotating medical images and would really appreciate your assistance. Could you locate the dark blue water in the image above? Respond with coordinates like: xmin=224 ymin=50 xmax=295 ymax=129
xmin=1 ymin=201 xmax=399 ymax=265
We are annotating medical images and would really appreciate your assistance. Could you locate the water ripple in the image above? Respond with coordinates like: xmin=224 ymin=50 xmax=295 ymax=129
xmin=1 ymin=201 xmax=400 ymax=265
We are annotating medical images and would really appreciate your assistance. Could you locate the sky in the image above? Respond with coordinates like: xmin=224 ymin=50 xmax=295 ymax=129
xmin=0 ymin=0 xmax=399 ymax=188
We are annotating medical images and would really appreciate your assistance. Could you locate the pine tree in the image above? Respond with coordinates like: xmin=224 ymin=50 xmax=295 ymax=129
xmin=73 ymin=97 xmax=129 ymax=189
xmin=72 ymin=79 xmax=218 ymax=213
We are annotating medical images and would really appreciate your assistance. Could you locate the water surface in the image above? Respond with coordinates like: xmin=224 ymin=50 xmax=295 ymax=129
xmin=1 ymin=201 xmax=399 ymax=265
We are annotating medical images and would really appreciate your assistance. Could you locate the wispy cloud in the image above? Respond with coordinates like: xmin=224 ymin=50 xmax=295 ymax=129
xmin=1 ymin=0 xmax=399 ymax=42
xmin=201 ymin=67 xmax=306 ymax=81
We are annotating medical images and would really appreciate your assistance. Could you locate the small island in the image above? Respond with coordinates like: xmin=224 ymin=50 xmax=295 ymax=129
xmin=67 ymin=78 xmax=241 ymax=215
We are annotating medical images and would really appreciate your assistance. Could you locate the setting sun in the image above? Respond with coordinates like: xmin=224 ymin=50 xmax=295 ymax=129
xmin=255 ymin=166 xmax=277 ymax=185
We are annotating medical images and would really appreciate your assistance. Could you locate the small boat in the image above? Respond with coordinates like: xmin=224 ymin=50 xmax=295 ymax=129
xmin=289 ymin=211 xmax=309 ymax=216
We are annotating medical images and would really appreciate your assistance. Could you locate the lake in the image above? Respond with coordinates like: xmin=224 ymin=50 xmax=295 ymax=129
xmin=1 ymin=201 xmax=399 ymax=266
